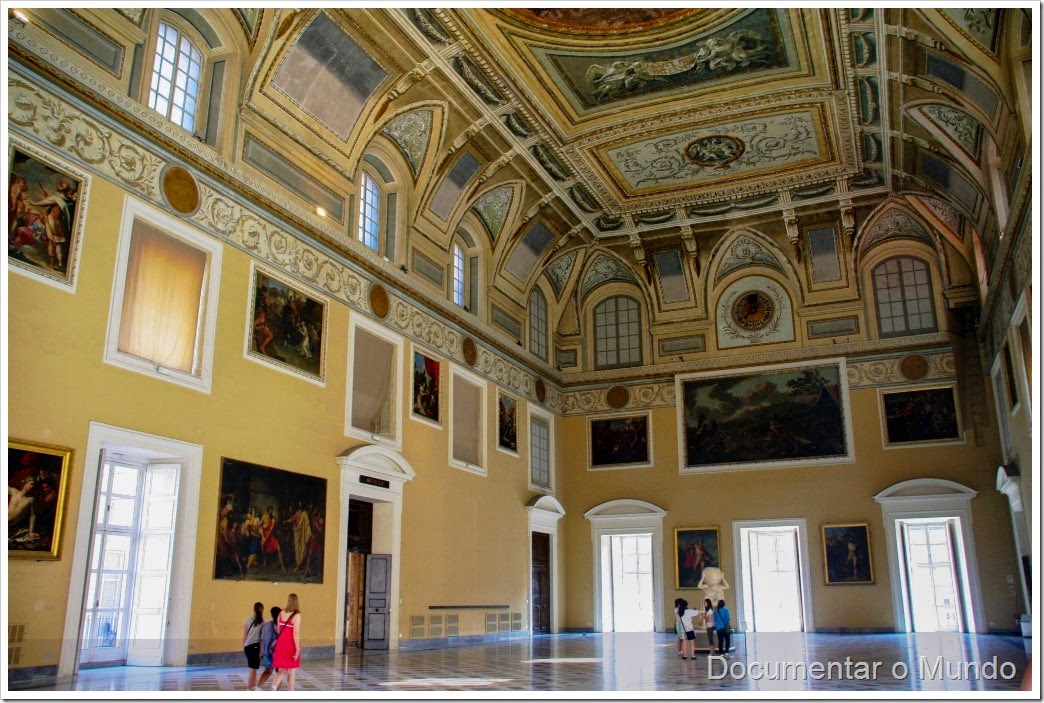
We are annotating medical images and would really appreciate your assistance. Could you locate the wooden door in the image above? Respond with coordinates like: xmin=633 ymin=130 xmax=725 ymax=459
xmin=344 ymin=551 xmax=366 ymax=649
xmin=362 ymin=553 xmax=391 ymax=649
xmin=531 ymin=532 xmax=551 ymax=634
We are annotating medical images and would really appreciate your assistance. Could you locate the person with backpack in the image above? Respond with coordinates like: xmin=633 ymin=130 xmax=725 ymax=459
xmin=253 ymin=606 xmax=281 ymax=690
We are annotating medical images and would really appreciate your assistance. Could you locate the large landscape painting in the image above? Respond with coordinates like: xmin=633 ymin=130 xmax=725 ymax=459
xmin=677 ymin=359 xmax=852 ymax=472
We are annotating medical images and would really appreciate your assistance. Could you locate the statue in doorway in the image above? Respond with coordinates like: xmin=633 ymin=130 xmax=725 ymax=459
xmin=697 ymin=565 xmax=730 ymax=605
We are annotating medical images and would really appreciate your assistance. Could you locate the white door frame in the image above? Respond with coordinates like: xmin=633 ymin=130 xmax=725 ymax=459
xmin=60 ymin=423 xmax=202 ymax=677
xmin=732 ymin=518 xmax=815 ymax=633
xmin=874 ymin=478 xmax=986 ymax=633
xmin=583 ymin=499 xmax=666 ymax=634
xmin=526 ymin=495 xmax=565 ymax=634
xmin=335 ymin=445 xmax=415 ymax=653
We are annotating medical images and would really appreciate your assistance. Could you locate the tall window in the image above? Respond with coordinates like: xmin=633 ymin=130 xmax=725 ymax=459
xmin=148 ymin=22 xmax=202 ymax=132
xmin=529 ymin=288 xmax=548 ymax=361
xmin=358 ymin=172 xmax=380 ymax=251
xmin=873 ymin=257 xmax=937 ymax=337
xmin=347 ymin=320 xmax=402 ymax=447
xmin=452 ymin=243 xmax=466 ymax=307
xmin=529 ymin=406 xmax=554 ymax=493
xmin=594 ymin=296 xmax=641 ymax=370
xmin=105 ymin=198 xmax=222 ymax=392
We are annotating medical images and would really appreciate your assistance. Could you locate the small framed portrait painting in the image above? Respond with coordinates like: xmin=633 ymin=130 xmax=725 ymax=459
xmin=822 ymin=523 xmax=874 ymax=585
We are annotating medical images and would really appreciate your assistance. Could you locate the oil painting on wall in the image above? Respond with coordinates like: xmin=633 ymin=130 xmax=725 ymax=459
xmin=412 ymin=351 xmax=440 ymax=424
xmin=215 ymin=458 xmax=326 ymax=583
xmin=588 ymin=413 xmax=652 ymax=469
xmin=8 ymin=439 xmax=72 ymax=560
xmin=247 ymin=263 xmax=327 ymax=384
xmin=822 ymin=523 xmax=874 ymax=585
xmin=880 ymin=386 xmax=961 ymax=446
xmin=677 ymin=359 xmax=853 ymax=472
xmin=498 ymin=392 xmax=518 ymax=453
xmin=8 ymin=139 xmax=90 ymax=290
xmin=675 ymin=527 xmax=719 ymax=589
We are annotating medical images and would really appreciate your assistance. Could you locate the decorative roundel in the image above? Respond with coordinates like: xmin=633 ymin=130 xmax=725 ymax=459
xmin=161 ymin=164 xmax=200 ymax=215
xmin=462 ymin=337 xmax=477 ymax=366
xmin=605 ymin=385 xmax=630 ymax=409
xmin=685 ymin=135 xmax=745 ymax=167
xmin=899 ymin=353 xmax=929 ymax=381
xmin=535 ymin=378 xmax=546 ymax=403
xmin=732 ymin=290 xmax=774 ymax=331
xmin=369 ymin=283 xmax=390 ymax=319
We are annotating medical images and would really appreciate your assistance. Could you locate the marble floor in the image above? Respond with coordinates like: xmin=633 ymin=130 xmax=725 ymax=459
xmin=20 ymin=632 xmax=1033 ymax=696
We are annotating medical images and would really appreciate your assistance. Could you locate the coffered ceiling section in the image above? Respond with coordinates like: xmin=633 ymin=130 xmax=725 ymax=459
xmin=456 ymin=8 xmax=863 ymax=216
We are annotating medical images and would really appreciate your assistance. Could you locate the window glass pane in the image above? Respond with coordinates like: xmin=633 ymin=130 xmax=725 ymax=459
xmin=873 ymin=257 xmax=936 ymax=337
xmin=529 ymin=289 xmax=548 ymax=360
xmin=452 ymin=244 xmax=466 ymax=306
xmin=358 ymin=172 xmax=380 ymax=250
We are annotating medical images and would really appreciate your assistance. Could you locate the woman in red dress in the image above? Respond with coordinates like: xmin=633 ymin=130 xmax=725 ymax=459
xmin=270 ymin=593 xmax=301 ymax=691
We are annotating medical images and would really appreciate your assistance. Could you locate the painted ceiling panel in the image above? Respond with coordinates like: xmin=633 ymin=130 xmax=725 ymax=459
xmin=505 ymin=220 xmax=555 ymax=282
xmin=601 ymin=109 xmax=825 ymax=194
xmin=528 ymin=8 xmax=797 ymax=115
xmin=429 ymin=152 xmax=481 ymax=221
xmin=381 ymin=109 xmax=433 ymax=178
xmin=272 ymin=12 xmax=388 ymax=141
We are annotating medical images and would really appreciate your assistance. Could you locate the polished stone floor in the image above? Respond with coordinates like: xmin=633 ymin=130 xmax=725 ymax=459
xmin=22 ymin=632 xmax=1033 ymax=696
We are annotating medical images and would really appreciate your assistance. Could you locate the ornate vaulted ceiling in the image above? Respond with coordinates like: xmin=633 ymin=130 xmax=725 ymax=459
xmin=8 ymin=6 xmax=1029 ymax=381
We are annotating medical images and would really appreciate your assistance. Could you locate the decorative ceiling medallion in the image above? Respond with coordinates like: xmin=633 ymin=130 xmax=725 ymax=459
xmin=369 ymin=283 xmax=390 ymax=319
xmin=732 ymin=291 xmax=775 ymax=331
xmin=462 ymin=336 xmax=477 ymax=366
xmin=161 ymin=165 xmax=200 ymax=215
xmin=899 ymin=353 xmax=930 ymax=381
xmin=685 ymin=135 xmax=745 ymax=167
xmin=606 ymin=385 xmax=630 ymax=409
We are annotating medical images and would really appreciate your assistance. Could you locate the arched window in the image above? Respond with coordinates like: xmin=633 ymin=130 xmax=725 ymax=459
xmin=148 ymin=21 xmax=203 ymax=132
xmin=449 ymin=227 xmax=480 ymax=315
xmin=593 ymin=296 xmax=641 ymax=370
xmin=528 ymin=287 xmax=548 ymax=361
xmin=872 ymin=257 xmax=937 ymax=337
xmin=358 ymin=171 xmax=381 ymax=251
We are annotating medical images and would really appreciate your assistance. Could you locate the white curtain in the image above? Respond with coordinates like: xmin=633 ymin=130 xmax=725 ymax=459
xmin=352 ymin=330 xmax=394 ymax=434
xmin=452 ymin=376 xmax=481 ymax=465
xmin=117 ymin=221 xmax=207 ymax=373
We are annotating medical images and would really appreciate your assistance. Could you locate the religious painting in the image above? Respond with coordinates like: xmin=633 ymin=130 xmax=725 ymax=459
xmin=676 ymin=358 xmax=853 ymax=473
xmin=246 ymin=262 xmax=327 ymax=384
xmin=822 ymin=523 xmax=873 ymax=585
xmin=675 ymin=527 xmax=719 ymax=590
xmin=8 ymin=139 xmax=90 ymax=291
xmin=497 ymin=392 xmax=518 ymax=454
xmin=8 ymin=439 xmax=73 ymax=560
xmin=215 ymin=458 xmax=326 ymax=583
xmin=588 ymin=412 xmax=652 ymax=470
xmin=411 ymin=350 xmax=440 ymax=425
xmin=880 ymin=385 xmax=962 ymax=446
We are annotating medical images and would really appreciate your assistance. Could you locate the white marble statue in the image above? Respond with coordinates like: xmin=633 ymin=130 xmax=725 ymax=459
xmin=697 ymin=565 xmax=730 ymax=605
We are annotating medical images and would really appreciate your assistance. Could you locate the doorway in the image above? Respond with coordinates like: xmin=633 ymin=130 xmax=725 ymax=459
xmin=531 ymin=532 xmax=551 ymax=634
xmin=601 ymin=533 xmax=653 ymax=632
xmin=60 ymin=423 xmax=202 ymax=678
xmin=344 ymin=499 xmax=372 ymax=650
xmin=739 ymin=526 xmax=805 ymax=632
xmin=899 ymin=519 xmax=965 ymax=632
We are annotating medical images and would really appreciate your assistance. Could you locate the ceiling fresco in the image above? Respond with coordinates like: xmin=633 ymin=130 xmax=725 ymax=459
xmin=526 ymin=8 xmax=797 ymax=115
xmin=503 ymin=8 xmax=696 ymax=34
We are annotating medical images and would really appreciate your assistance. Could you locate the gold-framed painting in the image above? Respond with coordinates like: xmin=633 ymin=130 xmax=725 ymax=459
xmin=8 ymin=136 xmax=91 ymax=291
xmin=674 ymin=526 xmax=720 ymax=589
xmin=8 ymin=439 xmax=73 ymax=560
xmin=822 ymin=522 xmax=874 ymax=585
xmin=245 ymin=261 xmax=328 ymax=385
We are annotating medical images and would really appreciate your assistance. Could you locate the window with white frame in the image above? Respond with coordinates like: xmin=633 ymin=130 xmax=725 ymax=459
xmin=452 ymin=243 xmax=466 ymax=307
xmin=872 ymin=257 xmax=937 ymax=337
xmin=450 ymin=368 xmax=486 ymax=474
xmin=104 ymin=198 xmax=222 ymax=392
xmin=346 ymin=318 xmax=402 ymax=447
xmin=358 ymin=171 xmax=380 ymax=252
xmin=529 ymin=405 xmax=554 ymax=492
xmin=594 ymin=295 xmax=642 ymax=370
xmin=148 ymin=21 xmax=203 ymax=132
xmin=529 ymin=287 xmax=548 ymax=361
